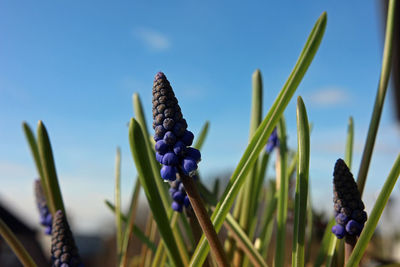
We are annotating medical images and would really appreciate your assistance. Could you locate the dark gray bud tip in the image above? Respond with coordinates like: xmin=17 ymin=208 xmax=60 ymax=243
xmin=51 ymin=210 xmax=82 ymax=267
xmin=332 ymin=159 xmax=367 ymax=238
xmin=152 ymin=72 xmax=186 ymax=142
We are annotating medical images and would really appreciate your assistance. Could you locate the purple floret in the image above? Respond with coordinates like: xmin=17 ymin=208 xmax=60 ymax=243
xmin=155 ymin=140 xmax=169 ymax=155
xmin=183 ymin=158 xmax=198 ymax=174
xmin=160 ymin=165 xmax=177 ymax=181
xmin=345 ymin=220 xmax=363 ymax=235
xmin=266 ymin=128 xmax=279 ymax=153
xmin=332 ymin=224 xmax=345 ymax=239
xmin=162 ymin=152 xmax=179 ymax=166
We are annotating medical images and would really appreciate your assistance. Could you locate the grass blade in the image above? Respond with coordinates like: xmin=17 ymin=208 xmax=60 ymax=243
xmin=236 ymin=69 xmax=263 ymax=266
xmin=356 ymin=0 xmax=397 ymax=196
xmin=345 ymin=117 xmax=354 ymax=169
xmin=293 ymin=96 xmax=310 ymax=267
xmin=22 ymin=122 xmax=50 ymax=205
xmin=133 ymin=93 xmax=190 ymax=264
xmin=128 ymin=118 xmax=184 ymax=267
xmin=275 ymin=116 xmax=288 ymax=267
xmin=121 ymin=178 xmax=141 ymax=267
xmin=313 ymin=218 xmax=336 ymax=267
xmin=104 ymin=200 xmax=157 ymax=253
xmin=37 ymin=121 xmax=65 ymax=215
xmin=224 ymin=213 xmax=268 ymax=267
xmin=0 ymin=218 xmax=37 ymax=267
xmin=190 ymin=12 xmax=327 ymax=266
xmin=114 ymin=148 xmax=123 ymax=261
xmin=346 ymin=154 xmax=400 ymax=266
xmin=194 ymin=121 xmax=210 ymax=150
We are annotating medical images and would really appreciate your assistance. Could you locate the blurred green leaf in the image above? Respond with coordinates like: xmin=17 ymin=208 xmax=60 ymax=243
xmin=293 ymin=97 xmax=310 ymax=267
xmin=121 ymin=178 xmax=141 ymax=267
xmin=313 ymin=218 xmax=336 ymax=267
xmin=37 ymin=121 xmax=65 ymax=215
xmin=225 ymin=213 xmax=268 ymax=267
xmin=133 ymin=93 xmax=190 ymax=264
xmin=114 ymin=148 xmax=123 ymax=260
xmin=356 ymin=0 xmax=396 ymax=196
xmin=193 ymin=121 xmax=210 ymax=150
xmin=128 ymin=118 xmax=184 ymax=267
xmin=275 ymin=116 xmax=288 ymax=267
xmin=22 ymin=122 xmax=49 ymax=204
xmin=104 ymin=199 xmax=157 ymax=253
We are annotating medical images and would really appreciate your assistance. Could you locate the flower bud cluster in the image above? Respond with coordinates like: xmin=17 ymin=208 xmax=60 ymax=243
xmin=169 ymin=180 xmax=190 ymax=212
xmin=331 ymin=159 xmax=367 ymax=239
xmin=51 ymin=210 xmax=83 ymax=267
xmin=152 ymin=72 xmax=201 ymax=181
xmin=34 ymin=179 xmax=52 ymax=235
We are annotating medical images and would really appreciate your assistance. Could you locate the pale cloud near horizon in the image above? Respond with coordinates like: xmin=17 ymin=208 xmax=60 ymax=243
xmin=307 ymin=87 xmax=350 ymax=106
xmin=134 ymin=27 xmax=170 ymax=51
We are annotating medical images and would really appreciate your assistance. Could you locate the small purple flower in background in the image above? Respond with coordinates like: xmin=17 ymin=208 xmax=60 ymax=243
xmin=332 ymin=159 xmax=367 ymax=239
xmin=266 ymin=128 xmax=279 ymax=153
xmin=152 ymin=72 xmax=201 ymax=181
xmin=169 ymin=180 xmax=191 ymax=212
xmin=51 ymin=210 xmax=83 ymax=267
xmin=34 ymin=179 xmax=52 ymax=235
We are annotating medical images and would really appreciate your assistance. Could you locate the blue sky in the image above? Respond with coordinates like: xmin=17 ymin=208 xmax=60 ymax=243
xmin=1 ymin=1 xmax=399 ymax=233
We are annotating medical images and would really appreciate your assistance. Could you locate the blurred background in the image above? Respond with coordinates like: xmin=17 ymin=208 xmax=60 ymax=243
xmin=0 ymin=0 xmax=399 ymax=265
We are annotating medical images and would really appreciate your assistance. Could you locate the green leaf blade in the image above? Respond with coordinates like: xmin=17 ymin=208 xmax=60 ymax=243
xmin=189 ymin=12 xmax=327 ymax=267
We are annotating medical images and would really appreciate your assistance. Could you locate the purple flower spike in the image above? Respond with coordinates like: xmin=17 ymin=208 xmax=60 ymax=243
xmin=346 ymin=220 xmax=362 ymax=235
xmin=182 ymin=130 xmax=194 ymax=146
xmin=332 ymin=159 xmax=367 ymax=238
xmin=34 ymin=179 xmax=52 ymax=235
xmin=152 ymin=72 xmax=201 ymax=210
xmin=45 ymin=226 xmax=52 ymax=235
xmin=51 ymin=210 xmax=82 ymax=267
xmin=162 ymin=152 xmax=179 ymax=166
xmin=172 ymin=201 xmax=182 ymax=212
xmin=332 ymin=224 xmax=345 ymax=239
xmin=183 ymin=158 xmax=198 ymax=174
xmin=160 ymin=165 xmax=177 ymax=181
xmin=155 ymin=140 xmax=169 ymax=155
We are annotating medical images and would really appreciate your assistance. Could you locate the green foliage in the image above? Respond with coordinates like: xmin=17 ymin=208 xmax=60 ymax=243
xmin=3 ymin=4 xmax=400 ymax=267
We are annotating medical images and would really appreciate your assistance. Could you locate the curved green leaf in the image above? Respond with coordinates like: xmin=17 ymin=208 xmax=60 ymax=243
xmin=189 ymin=12 xmax=327 ymax=266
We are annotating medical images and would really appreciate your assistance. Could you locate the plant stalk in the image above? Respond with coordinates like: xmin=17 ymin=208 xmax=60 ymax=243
xmin=179 ymin=171 xmax=229 ymax=267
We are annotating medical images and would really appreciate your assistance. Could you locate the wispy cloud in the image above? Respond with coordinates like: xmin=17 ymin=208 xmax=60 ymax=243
xmin=307 ymin=87 xmax=350 ymax=106
xmin=134 ymin=27 xmax=171 ymax=51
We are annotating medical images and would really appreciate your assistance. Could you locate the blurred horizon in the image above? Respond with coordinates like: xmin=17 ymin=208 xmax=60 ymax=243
xmin=1 ymin=1 xmax=399 ymax=235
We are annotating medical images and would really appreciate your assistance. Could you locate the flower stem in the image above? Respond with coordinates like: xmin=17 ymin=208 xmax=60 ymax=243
xmin=345 ymin=235 xmax=356 ymax=264
xmin=179 ymin=171 xmax=229 ymax=267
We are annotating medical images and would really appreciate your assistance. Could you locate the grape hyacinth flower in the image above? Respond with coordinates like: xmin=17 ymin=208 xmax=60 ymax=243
xmin=266 ymin=127 xmax=279 ymax=153
xmin=332 ymin=159 xmax=367 ymax=239
xmin=51 ymin=210 xmax=83 ymax=267
xmin=34 ymin=179 xmax=52 ymax=235
xmin=169 ymin=180 xmax=191 ymax=212
xmin=152 ymin=72 xmax=201 ymax=181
